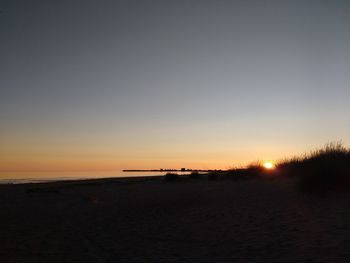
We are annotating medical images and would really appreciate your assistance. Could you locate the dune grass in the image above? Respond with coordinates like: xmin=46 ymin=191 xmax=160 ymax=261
xmin=162 ymin=142 xmax=350 ymax=193
xmin=223 ymin=142 xmax=350 ymax=193
xmin=277 ymin=142 xmax=350 ymax=193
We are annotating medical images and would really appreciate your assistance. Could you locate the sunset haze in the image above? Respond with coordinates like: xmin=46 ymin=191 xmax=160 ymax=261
xmin=1 ymin=0 xmax=350 ymax=178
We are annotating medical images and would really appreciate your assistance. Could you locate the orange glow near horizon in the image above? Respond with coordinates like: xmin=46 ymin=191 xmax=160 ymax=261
xmin=0 ymin=136 xmax=321 ymax=179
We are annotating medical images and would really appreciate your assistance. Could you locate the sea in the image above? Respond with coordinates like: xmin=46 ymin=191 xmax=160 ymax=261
xmin=0 ymin=171 xmax=192 ymax=184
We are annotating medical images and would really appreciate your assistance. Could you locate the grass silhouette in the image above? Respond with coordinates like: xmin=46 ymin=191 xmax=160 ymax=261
xmin=162 ymin=142 xmax=350 ymax=194
xmin=278 ymin=142 xmax=350 ymax=193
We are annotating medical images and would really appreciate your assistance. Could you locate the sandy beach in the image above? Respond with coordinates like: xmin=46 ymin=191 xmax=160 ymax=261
xmin=1 ymin=177 xmax=350 ymax=262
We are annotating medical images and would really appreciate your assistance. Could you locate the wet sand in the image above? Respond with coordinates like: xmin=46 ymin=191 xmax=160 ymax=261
xmin=1 ymin=177 xmax=350 ymax=262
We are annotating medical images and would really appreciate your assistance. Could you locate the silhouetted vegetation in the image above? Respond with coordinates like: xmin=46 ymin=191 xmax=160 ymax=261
xmin=162 ymin=142 xmax=350 ymax=194
xmin=223 ymin=163 xmax=275 ymax=180
xmin=278 ymin=142 xmax=350 ymax=193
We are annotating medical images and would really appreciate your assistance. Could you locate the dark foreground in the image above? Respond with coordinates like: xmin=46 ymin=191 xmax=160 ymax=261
xmin=1 ymin=177 xmax=350 ymax=262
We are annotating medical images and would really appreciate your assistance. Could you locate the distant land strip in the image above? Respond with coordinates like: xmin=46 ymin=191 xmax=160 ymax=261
xmin=123 ymin=169 xmax=221 ymax=172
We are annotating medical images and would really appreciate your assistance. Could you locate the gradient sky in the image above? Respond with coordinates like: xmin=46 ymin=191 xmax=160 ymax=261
xmin=1 ymin=0 xmax=350 ymax=176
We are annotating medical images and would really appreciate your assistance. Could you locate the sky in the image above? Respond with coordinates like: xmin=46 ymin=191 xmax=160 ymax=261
xmin=1 ymin=0 xmax=350 ymax=177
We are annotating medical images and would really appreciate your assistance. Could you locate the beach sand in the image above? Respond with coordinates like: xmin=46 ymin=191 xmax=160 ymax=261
xmin=1 ymin=177 xmax=350 ymax=262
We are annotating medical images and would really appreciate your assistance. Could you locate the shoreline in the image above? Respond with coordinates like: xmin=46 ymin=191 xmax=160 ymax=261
xmin=0 ymin=174 xmax=165 ymax=187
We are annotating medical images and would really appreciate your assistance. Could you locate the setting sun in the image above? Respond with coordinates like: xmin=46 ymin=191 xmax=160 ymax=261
xmin=263 ymin=162 xmax=275 ymax=170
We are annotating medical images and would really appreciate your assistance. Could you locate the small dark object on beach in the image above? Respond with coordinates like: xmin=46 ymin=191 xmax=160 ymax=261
xmin=164 ymin=173 xmax=179 ymax=181
xmin=208 ymin=172 xmax=220 ymax=181
xmin=189 ymin=171 xmax=201 ymax=179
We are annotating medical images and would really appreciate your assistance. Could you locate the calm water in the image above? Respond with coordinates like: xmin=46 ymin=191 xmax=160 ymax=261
xmin=0 ymin=171 xmax=192 ymax=184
